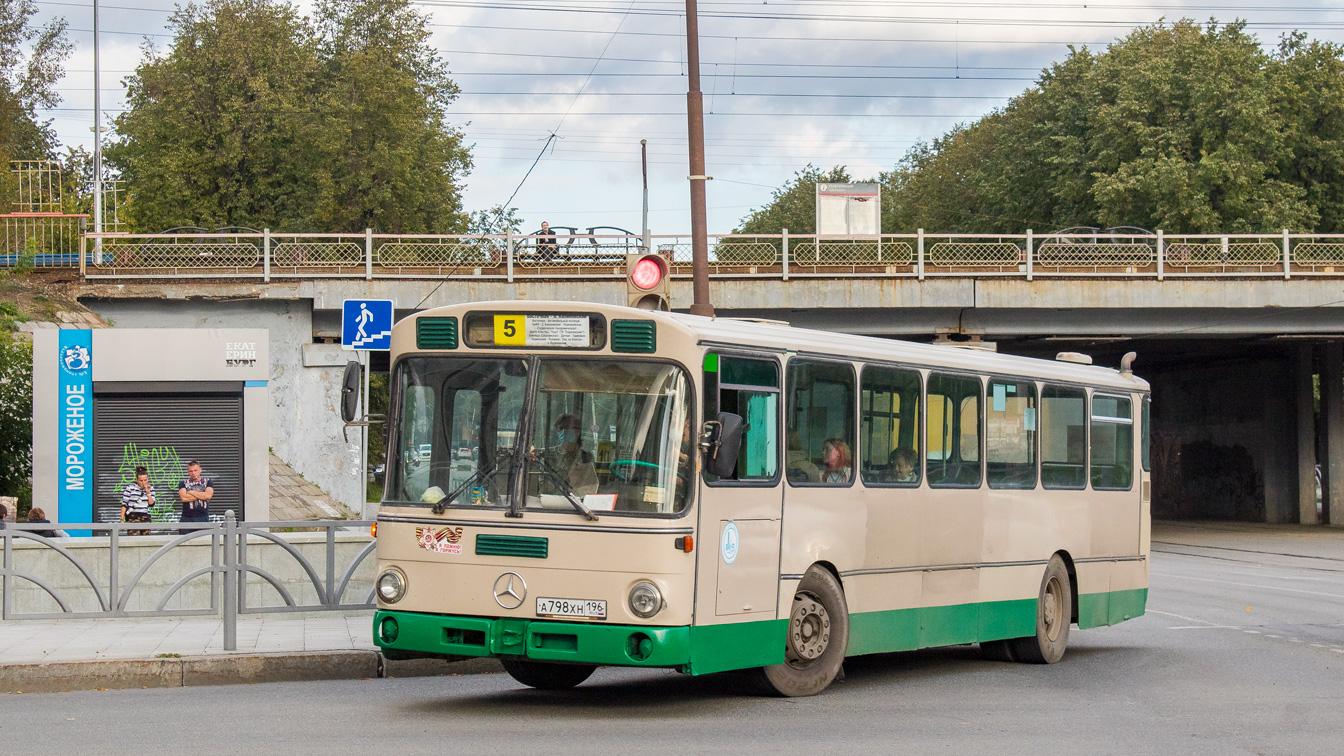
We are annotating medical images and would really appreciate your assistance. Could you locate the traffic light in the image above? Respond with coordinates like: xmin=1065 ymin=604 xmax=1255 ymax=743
xmin=626 ymin=253 xmax=670 ymax=311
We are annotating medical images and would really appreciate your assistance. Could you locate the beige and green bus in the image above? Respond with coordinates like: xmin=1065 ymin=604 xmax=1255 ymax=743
xmin=367 ymin=301 xmax=1149 ymax=696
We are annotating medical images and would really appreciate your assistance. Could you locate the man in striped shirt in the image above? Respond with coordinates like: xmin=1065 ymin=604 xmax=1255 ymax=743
xmin=120 ymin=465 xmax=155 ymax=535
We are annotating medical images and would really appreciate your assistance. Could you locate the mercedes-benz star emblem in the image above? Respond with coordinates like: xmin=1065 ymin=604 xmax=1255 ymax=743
xmin=493 ymin=572 xmax=527 ymax=610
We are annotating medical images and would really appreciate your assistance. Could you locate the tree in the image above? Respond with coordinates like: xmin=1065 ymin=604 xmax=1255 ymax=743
xmin=735 ymin=165 xmax=853 ymax=234
xmin=743 ymin=21 xmax=1344 ymax=235
xmin=310 ymin=0 xmax=471 ymax=233
xmin=108 ymin=0 xmax=323 ymax=232
xmin=107 ymin=0 xmax=471 ymax=233
xmin=0 ymin=0 xmax=71 ymax=208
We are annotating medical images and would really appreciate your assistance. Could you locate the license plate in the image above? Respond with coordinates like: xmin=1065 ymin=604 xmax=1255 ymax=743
xmin=536 ymin=597 xmax=607 ymax=620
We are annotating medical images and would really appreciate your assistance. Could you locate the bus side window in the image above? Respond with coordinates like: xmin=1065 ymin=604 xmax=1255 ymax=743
xmin=986 ymin=378 xmax=1037 ymax=490
xmin=1041 ymin=385 xmax=1087 ymax=489
xmin=1142 ymin=396 xmax=1151 ymax=473
xmin=1091 ymin=395 xmax=1134 ymax=490
xmin=706 ymin=355 xmax=779 ymax=483
xmin=926 ymin=373 xmax=982 ymax=488
xmin=860 ymin=365 xmax=921 ymax=486
xmin=786 ymin=360 xmax=856 ymax=486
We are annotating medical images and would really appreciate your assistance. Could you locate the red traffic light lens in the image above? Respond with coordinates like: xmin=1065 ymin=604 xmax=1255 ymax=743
xmin=630 ymin=257 xmax=664 ymax=290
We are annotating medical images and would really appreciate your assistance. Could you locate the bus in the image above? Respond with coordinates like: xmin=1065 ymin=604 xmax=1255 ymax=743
xmin=364 ymin=301 xmax=1149 ymax=696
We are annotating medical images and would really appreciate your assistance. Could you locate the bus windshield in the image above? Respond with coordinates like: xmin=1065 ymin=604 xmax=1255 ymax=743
xmin=389 ymin=357 xmax=527 ymax=508
xmin=388 ymin=356 xmax=693 ymax=517
xmin=526 ymin=360 xmax=692 ymax=515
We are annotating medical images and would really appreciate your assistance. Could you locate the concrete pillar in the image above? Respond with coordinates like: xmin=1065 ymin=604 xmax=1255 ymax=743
xmin=1263 ymin=355 xmax=1301 ymax=523
xmin=1295 ymin=346 xmax=1318 ymax=524
xmin=1322 ymin=342 xmax=1344 ymax=525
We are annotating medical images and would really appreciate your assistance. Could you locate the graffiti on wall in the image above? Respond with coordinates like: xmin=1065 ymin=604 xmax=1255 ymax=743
xmin=116 ymin=443 xmax=185 ymax=521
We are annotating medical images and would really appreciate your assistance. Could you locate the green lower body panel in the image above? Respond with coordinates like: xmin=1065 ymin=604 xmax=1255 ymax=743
xmin=374 ymin=588 xmax=1146 ymax=675
xmin=374 ymin=610 xmax=693 ymax=668
xmin=1077 ymin=588 xmax=1148 ymax=629
xmin=847 ymin=599 xmax=1036 ymax=656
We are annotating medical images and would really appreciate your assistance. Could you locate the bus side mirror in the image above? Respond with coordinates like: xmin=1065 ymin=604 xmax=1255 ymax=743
xmin=340 ymin=361 xmax=361 ymax=423
xmin=703 ymin=412 xmax=743 ymax=478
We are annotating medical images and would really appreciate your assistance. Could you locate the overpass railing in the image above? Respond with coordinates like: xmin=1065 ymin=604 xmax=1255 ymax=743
xmin=0 ymin=513 xmax=374 ymax=651
xmin=46 ymin=229 xmax=1344 ymax=280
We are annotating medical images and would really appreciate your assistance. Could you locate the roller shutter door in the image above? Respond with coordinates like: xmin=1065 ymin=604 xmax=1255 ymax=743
xmin=93 ymin=393 xmax=243 ymax=523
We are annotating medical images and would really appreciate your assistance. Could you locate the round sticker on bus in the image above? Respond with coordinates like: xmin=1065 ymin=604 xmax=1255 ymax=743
xmin=721 ymin=522 xmax=740 ymax=565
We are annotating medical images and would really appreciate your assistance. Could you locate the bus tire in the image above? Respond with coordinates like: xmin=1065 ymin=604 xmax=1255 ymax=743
xmin=500 ymin=658 xmax=596 ymax=690
xmin=979 ymin=639 xmax=1016 ymax=662
xmin=1008 ymin=555 xmax=1071 ymax=664
xmin=757 ymin=565 xmax=849 ymax=697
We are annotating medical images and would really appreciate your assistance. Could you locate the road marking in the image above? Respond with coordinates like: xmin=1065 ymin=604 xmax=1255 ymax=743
xmin=1150 ymin=571 xmax=1344 ymax=599
xmin=1244 ymin=630 xmax=1262 ymax=634
xmin=1166 ymin=625 xmax=1243 ymax=630
xmin=1148 ymin=609 xmax=1218 ymax=625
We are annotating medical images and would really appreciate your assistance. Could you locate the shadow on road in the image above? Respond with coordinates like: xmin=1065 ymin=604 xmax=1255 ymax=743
xmin=404 ymin=642 xmax=1139 ymax=714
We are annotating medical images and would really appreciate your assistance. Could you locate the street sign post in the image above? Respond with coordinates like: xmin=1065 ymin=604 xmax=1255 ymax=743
xmin=341 ymin=299 xmax=393 ymax=519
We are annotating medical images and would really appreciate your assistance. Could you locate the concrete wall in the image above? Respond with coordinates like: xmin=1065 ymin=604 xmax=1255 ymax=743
xmin=84 ymin=299 xmax=363 ymax=513
xmin=1148 ymin=354 xmax=1301 ymax=522
xmin=0 ymin=531 xmax=374 ymax=615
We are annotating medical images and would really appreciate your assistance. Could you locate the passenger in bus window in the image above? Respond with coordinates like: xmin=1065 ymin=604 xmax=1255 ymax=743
xmin=786 ymin=430 xmax=820 ymax=483
xmin=545 ymin=414 xmax=599 ymax=495
xmin=891 ymin=447 xmax=918 ymax=483
xmin=821 ymin=438 xmax=852 ymax=484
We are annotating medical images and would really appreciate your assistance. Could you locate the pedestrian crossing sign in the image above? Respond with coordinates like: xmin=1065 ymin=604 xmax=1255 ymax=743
xmin=341 ymin=299 xmax=394 ymax=351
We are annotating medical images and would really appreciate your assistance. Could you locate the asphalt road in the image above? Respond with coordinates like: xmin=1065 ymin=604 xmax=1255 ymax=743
xmin=3 ymin=536 xmax=1342 ymax=756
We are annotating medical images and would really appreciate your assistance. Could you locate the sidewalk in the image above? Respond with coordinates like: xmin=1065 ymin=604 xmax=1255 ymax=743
xmin=0 ymin=612 xmax=500 ymax=694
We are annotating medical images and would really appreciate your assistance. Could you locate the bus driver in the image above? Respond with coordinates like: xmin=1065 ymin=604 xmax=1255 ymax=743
xmin=544 ymin=414 xmax=599 ymax=496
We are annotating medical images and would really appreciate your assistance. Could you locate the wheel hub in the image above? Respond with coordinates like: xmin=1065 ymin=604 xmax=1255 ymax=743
xmin=1043 ymin=576 xmax=1063 ymax=641
xmin=787 ymin=594 xmax=831 ymax=664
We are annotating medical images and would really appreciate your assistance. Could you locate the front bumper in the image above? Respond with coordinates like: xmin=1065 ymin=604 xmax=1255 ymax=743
xmin=374 ymin=610 xmax=693 ymax=669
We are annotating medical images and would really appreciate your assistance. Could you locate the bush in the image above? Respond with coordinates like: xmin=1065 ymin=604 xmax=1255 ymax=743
xmin=0 ymin=334 xmax=33 ymax=501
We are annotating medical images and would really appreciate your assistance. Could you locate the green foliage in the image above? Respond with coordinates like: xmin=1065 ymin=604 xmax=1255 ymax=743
xmin=0 ymin=237 xmax=35 ymax=280
xmin=0 ymin=333 xmax=33 ymax=500
xmin=741 ymin=21 xmax=1344 ymax=235
xmin=107 ymin=0 xmax=471 ymax=233
xmin=735 ymin=165 xmax=853 ymax=235
xmin=885 ymin=20 xmax=1344 ymax=233
xmin=468 ymin=205 xmax=523 ymax=236
xmin=0 ymin=0 xmax=71 ymax=207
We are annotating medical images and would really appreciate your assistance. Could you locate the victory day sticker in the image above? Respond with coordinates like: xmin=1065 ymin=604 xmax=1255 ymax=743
xmin=417 ymin=526 xmax=464 ymax=555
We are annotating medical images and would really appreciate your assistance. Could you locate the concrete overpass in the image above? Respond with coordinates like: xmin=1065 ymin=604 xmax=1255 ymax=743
xmin=55 ymin=228 xmax=1344 ymax=526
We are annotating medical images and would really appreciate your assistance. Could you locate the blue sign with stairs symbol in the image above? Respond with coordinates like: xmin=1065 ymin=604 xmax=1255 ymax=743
xmin=342 ymin=299 xmax=394 ymax=351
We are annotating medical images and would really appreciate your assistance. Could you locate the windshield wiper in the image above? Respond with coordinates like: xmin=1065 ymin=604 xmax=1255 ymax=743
xmin=525 ymin=448 xmax=599 ymax=521
xmin=431 ymin=450 xmax=515 ymax=515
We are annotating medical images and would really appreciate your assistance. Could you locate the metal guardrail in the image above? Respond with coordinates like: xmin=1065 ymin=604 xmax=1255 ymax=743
xmin=0 ymin=512 xmax=374 ymax=651
xmin=8 ymin=228 xmax=1342 ymax=280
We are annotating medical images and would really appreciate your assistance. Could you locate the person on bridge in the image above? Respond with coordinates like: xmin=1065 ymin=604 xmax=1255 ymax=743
xmin=178 ymin=460 xmax=215 ymax=534
xmin=25 ymin=508 xmax=67 ymax=538
xmin=537 ymin=222 xmax=558 ymax=263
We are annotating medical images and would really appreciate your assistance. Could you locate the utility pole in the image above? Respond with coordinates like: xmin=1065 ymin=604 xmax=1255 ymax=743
xmin=92 ymin=0 xmax=103 ymax=258
xmin=684 ymin=0 xmax=714 ymax=317
xmin=641 ymin=139 xmax=649 ymax=245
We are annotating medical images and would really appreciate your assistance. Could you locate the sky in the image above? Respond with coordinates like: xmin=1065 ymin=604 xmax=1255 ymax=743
xmin=32 ymin=0 xmax=1344 ymax=235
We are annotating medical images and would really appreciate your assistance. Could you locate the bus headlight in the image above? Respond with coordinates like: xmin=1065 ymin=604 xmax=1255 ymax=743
xmin=377 ymin=569 xmax=406 ymax=603
xmin=628 ymin=581 xmax=663 ymax=618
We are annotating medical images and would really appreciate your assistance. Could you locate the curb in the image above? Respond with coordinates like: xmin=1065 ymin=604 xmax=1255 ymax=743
xmin=1 ymin=652 xmax=503 ymax=694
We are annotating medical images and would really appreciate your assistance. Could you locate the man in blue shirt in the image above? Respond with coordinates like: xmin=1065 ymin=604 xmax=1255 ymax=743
xmin=177 ymin=460 xmax=214 ymax=535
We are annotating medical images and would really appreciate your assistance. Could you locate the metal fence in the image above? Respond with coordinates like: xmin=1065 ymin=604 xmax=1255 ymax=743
xmin=2 ymin=213 xmax=87 ymax=267
xmin=34 ymin=228 xmax=1344 ymax=280
xmin=0 ymin=513 xmax=375 ymax=651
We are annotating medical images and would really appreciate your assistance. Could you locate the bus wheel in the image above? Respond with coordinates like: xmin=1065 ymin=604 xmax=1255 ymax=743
xmin=1009 ymin=555 xmax=1072 ymax=664
xmin=758 ymin=565 xmax=849 ymax=697
xmin=500 ymin=659 xmax=596 ymax=690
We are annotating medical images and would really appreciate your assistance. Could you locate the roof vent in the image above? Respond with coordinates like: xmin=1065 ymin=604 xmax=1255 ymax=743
xmin=1055 ymin=352 xmax=1093 ymax=365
